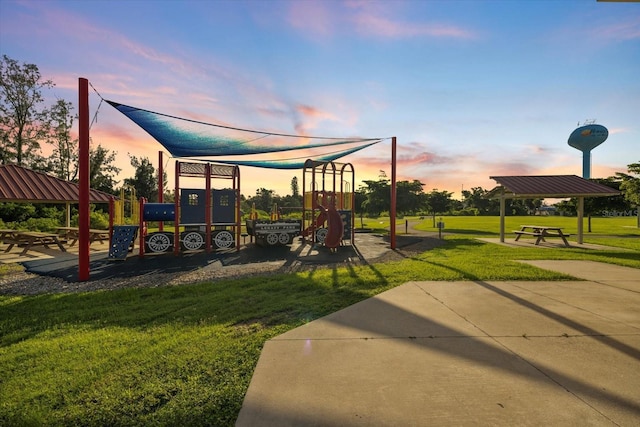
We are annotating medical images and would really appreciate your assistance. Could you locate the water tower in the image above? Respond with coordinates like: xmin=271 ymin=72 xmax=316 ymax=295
xmin=567 ymin=122 xmax=608 ymax=179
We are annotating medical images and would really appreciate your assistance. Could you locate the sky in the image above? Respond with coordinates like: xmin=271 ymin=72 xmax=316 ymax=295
xmin=1 ymin=0 xmax=639 ymax=199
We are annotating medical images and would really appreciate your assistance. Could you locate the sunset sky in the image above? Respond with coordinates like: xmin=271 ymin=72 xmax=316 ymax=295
xmin=1 ymin=0 xmax=638 ymax=199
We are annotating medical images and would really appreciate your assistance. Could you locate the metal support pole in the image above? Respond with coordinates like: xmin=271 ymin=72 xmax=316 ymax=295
xmin=78 ymin=78 xmax=90 ymax=281
xmin=205 ymin=163 xmax=212 ymax=253
xmin=158 ymin=151 xmax=164 ymax=231
xmin=174 ymin=161 xmax=180 ymax=256
xmin=390 ymin=137 xmax=397 ymax=249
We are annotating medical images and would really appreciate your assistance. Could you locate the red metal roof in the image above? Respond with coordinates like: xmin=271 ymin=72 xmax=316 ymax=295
xmin=0 ymin=164 xmax=114 ymax=203
xmin=489 ymin=175 xmax=620 ymax=198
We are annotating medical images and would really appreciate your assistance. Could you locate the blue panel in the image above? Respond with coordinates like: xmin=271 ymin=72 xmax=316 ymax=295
xmin=180 ymin=189 xmax=207 ymax=224
xmin=212 ymin=189 xmax=235 ymax=223
xmin=339 ymin=210 xmax=352 ymax=240
xmin=143 ymin=203 xmax=176 ymax=221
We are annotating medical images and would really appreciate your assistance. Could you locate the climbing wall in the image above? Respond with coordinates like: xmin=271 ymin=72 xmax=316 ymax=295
xmin=108 ymin=225 xmax=139 ymax=260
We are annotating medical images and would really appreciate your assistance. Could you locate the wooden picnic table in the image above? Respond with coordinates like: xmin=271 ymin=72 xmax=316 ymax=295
xmin=513 ymin=225 xmax=571 ymax=247
xmin=57 ymin=227 xmax=110 ymax=246
xmin=0 ymin=229 xmax=17 ymax=242
xmin=3 ymin=231 xmax=67 ymax=256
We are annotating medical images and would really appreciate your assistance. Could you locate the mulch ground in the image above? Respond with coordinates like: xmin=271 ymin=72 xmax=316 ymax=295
xmin=0 ymin=229 xmax=447 ymax=296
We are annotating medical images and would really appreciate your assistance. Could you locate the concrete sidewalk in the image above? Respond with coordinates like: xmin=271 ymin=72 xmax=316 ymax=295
xmin=237 ymin=261 xmax=640 ymax=426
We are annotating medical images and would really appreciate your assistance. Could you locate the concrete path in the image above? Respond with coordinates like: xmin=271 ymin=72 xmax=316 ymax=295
xmin=237 ymin=261 xmax=640 ymax=426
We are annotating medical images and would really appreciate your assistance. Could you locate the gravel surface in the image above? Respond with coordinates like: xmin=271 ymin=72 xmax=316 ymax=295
xmin=0 ymin=229 xmax=446 ymax=296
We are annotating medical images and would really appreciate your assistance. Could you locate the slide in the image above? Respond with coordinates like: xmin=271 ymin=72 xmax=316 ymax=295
xmin=301 ymin=209 xmax=327 ymax=237
xmin=323 ymin=204 xmax=344 ymax=249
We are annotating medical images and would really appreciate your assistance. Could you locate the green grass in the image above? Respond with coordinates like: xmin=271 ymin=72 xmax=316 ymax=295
xmin=1 ymin=216 xmax=638 ymax=426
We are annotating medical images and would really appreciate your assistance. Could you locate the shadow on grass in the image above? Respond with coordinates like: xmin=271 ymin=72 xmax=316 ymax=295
xmin=0 ymin=260 xmax=391 ymax=346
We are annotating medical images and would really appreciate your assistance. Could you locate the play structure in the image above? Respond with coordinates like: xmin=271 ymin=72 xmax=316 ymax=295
xmin=301 ymin=160 xmax=354 ymax=250
xmin=76 ymin=79 xmax=396 ymax=279
xmin=107 ymin=160 xmax=241 ymax=259
xmin=243 ymin=160 xmax=355 ymax=250
xmin=106 ymin=157 xmax=355 ymax=258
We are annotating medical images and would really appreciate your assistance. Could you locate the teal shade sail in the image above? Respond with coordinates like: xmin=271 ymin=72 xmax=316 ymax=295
xmin=107 ymin=101 xmax=383 ymax=164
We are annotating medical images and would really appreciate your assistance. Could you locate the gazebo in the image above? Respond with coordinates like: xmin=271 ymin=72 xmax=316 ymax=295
xmin=489 ymin=175 xmax=620 ymax=244
xmin=0 ymin=164 xmax=114 ymax=226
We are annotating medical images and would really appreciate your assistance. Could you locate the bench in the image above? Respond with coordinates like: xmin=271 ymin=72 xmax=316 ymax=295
xmin=513 ymin=225 xmax=571 ymax=247
xmin=513 ymin=230 xmax=541 ymax=237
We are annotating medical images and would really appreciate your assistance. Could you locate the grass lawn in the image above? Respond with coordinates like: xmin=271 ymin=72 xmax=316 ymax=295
xmin=1 ymin=216 xmax=638 ymax=426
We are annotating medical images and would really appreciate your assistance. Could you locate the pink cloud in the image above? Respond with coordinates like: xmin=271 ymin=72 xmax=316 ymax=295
xmin=595 ymin=18 xmax=640 ymax=41
xmin=352 ymin=12 xmax=476 ymax=39
xmin=347 ymin=1 xmax=477 ymax=40
xmin=285 ymin=0 xmax=477 ymax=41
xmin=287 ymin=1 xmax=334 ymax=37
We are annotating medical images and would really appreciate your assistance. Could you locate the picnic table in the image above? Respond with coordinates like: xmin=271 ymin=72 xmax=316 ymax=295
xmin=3 ymin=231 xmax=67 ymax=256
xmin=513 ymin=225 xmax=570 ymax=247
xmin=0 ymin=229 xmax=17 ymax=242
xmin=57 ymin=227 xmax=110 ymax=246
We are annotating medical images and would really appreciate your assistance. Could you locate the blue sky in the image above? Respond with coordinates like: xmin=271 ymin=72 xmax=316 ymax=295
xmin=1 ymin=0 xmax=638 ymax=198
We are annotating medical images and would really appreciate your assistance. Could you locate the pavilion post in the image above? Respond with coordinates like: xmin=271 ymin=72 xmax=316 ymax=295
xmin=78 ymin=78 xmax=90 ymax=281
xmin=577 ymin=196 xmax=584 ymax=244
xmin=499 ymin=195 xmax=506 ymax=242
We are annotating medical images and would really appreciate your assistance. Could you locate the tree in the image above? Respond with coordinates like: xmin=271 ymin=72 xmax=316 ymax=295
xmin=123 ymin=155 xmax=158 ymax=202
xmin=0 ymin=55 xmax=54 ymax=168
xmin=360 ymin=179 xmax=390 ymax=217
xmin=248 ymin=188 xmax=275 ymax=212
xmin=617 ymin=162 xmax=640 ymax=206
xmin=461 ymin=187 xmax=499 ymax=215
xmin=617 ymin=162 xmax=640 ymax=228
xmin=47 ymin=99 xmax=78 ymax=181
xmin=89 ymin=143 xmax=120 ymax=194
xmin=290 ymin=176 xmax=300 ymax=198
xmin=425 ymin=189 xmax=453 ymax=226
xmin=396 ymin=180 xmax=426 ymax=215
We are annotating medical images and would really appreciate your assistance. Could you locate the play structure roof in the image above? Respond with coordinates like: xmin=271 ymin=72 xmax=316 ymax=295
xmin=489 ymin=175 xmax=620 ymax=199
xmin=0 ymin=164 xmax=114 ymax=203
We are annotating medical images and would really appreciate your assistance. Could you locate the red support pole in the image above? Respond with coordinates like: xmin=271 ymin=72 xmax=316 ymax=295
xmin=205 ymin=163 xmax=212 ymax=253
xmin=138 ymin=197 xmax=146 ymax=258
xmin=158 ymin=151 xmax=164 ymax=232
xmin=174 ymin=161 xmax=180 ymax=256
xmin=78 ymin=78 xmax=90 ymax=281
xmin=390 ymin=137 xmax=397 ymax=250
xmin=108 ymin=197 xmax=114 ymax=244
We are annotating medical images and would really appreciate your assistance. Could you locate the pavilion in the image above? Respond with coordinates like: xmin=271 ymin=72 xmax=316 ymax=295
xmin=489 ymin=175 xmax=620 ymax=244
xmin=0 ymin=164 xmax=114 ymax=226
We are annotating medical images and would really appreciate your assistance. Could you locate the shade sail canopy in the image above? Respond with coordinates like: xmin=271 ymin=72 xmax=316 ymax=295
xmin=106 ymin=100 xmax=384 ymax=168
xmin=489 ymin=175 xmax=620 ymax=199
xmin=0 ymin=164 xmax=114 ymax=203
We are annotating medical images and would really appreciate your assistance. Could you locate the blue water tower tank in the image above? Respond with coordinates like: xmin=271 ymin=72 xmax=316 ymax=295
xmin=568 ymin=123 xmax=608 ymax=179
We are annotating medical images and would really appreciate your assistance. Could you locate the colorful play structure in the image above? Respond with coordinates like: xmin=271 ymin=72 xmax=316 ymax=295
xmin=107 ymin=157 xmax=356 ymax=259
xmin=107 ymin=160 xmax=241 ymax=260
xmin=301 ymin=159 xmax=354 ymax=249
